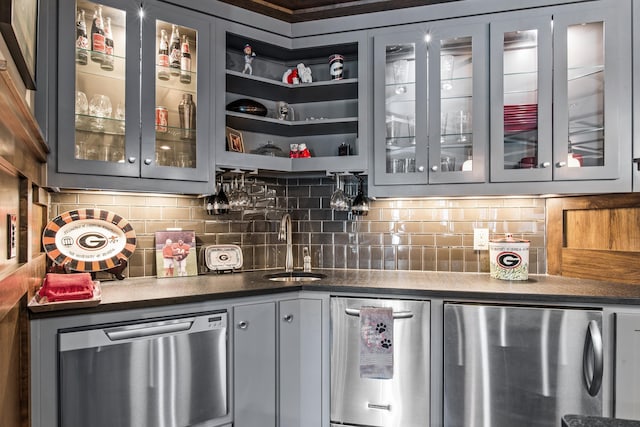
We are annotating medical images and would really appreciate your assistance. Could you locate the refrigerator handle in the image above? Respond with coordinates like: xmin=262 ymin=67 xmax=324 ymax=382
xmin=582 ymin=319 xmax=603 ymax=396
xmin=345 ymin=308 xmax=414 ymax=319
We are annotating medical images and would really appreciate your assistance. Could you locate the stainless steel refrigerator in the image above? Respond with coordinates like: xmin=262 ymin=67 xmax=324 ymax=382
xmin=444 ymin=303 xmax=603 ymax=427
xmin=331 ymin=297 xmax=430 ymax=427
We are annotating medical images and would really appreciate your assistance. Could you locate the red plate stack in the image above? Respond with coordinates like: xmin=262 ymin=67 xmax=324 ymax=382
xmin=504 ymin=104 xmax=538 ymax=133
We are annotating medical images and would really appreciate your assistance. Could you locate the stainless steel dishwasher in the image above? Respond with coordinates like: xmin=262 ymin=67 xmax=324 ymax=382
xmin=58 ymin=310 xmax=227 ymax=427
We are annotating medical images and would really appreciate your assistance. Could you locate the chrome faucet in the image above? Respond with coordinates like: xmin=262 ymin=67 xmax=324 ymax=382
xmin=279 ymin=213 xmax=293 ymax=272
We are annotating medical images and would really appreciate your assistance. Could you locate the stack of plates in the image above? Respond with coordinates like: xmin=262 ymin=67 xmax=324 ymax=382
xmin=504 ymin=104 xmax=538 ymax=133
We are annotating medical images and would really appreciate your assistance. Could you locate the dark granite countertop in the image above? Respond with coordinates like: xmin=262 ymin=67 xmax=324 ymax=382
xmin=563 ymin=415 xmax=640 ymax=426
xmin=29 ymin=269 xmax=640 ymax=318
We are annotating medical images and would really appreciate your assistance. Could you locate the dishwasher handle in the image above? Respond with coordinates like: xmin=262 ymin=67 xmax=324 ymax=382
xmin=583 ymin=319 xmax=603 ymax=397
xmin=345 ymin=308 xmax=414 ymax=319
xmin=105 ymin=319 xmax=194 ymax=341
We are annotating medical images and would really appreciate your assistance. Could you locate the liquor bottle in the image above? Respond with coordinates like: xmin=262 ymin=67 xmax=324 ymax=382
xmin=90 ymin=5 xmax=105 ymax=63
xmin=101 ymin=16 xmax=114 ymax=70
xmin=157 ymin=29 xmax=170 ymax=80
xmin=76 ymin=9 xmax=88 ymax=65
xmin=169 ymin=24 xmax=181 ymax=76
xmin=180 ymin=35 xmax=191 ymax=84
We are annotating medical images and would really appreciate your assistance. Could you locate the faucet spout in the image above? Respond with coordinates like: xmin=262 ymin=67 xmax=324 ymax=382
xmin=279 ymin=213 xmax=293 ymax=272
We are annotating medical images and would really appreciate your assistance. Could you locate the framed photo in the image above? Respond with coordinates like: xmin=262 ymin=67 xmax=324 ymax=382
xmin=226 ymin=126 xmax=244 ymax=153
xmin=155 ymin=230 xmax=198 ymax=278
xmin=0 ymin=0 xmax=37 ymax=89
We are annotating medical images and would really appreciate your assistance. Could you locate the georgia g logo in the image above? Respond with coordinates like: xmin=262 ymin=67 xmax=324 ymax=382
xmin=77 ymin=232 xmax=108 ymax=251
xmin=497 ymin=251 xmax=522 ymax=269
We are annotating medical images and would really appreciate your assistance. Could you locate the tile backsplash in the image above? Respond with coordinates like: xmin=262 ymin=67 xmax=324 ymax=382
xmin=49 ymin=176 xmax=546 ymax=278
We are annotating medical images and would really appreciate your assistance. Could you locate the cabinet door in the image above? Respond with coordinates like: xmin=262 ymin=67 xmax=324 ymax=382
xmin=552 ymin=2 xmax=628 ymax=181
xmin=140 ymin=2 xmax=211 ymax=182
xmin=427 ymin=22 xmax=488 ymax=184
xmin=614 ymin=312 xmax=640 ymax=419
xmin=279 ymin=298 xmax=322 ymax=427
xmin=373 ymin=31 xmax=428 ymax=185
xmin=490 ymin=15 xmax=553 ymax=182
xmin=234 ymin=302 xmax=276 ymax=427
xmin=58 ymin=0 xmax=141 ymax=177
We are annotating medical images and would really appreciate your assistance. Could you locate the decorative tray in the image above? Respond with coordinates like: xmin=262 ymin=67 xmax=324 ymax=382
xmin=28 ymin=281 xmax=102 ymax=313
xmin=42 ymin=208 xmax=137 ymax=272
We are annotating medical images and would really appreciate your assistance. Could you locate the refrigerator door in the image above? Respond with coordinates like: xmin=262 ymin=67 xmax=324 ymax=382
xmin=444 ymin=303 xmax=603 ymax=427
xmin=331 ymin=297 xmax=430 ymax=427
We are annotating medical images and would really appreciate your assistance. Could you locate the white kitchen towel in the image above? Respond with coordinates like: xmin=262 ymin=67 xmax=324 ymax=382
xmin=359 ymin=306 xmax=393 ymax=379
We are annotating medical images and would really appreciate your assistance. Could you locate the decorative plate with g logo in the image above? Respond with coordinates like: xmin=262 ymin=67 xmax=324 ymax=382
xmin=42 ymin=209 xmax=137 ymax=272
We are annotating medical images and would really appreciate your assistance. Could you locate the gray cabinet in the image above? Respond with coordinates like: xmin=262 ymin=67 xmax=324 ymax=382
xmin=233 ymin=301 xmax=277 ymax=426
xmin=491 ymin=2 xmax=630 ymax=185
xmin=279 ymin=298 xmax=323 ymax=427
xmin=48 ymin=0 xmax=212 ymax=193
xmin=370 ymin=0 xmax=632 ymax=197
xmin=216 ymin=22 xmax=367 ymax=175
xmin=614 ymin=312 xmax=640 ymax=420
xmin=233 ymin=296 xmax=324 ymax=427
xmin=372 ymin=22 xmax=488 ymax=188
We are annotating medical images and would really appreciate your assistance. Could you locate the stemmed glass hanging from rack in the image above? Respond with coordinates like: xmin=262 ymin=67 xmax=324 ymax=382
xmin=206 ymin=175 xmax=229 ymax=215
xmin=351 ymin=175 xmax=369 ymax=216
xmin=330 ymin=174 xmax=350 ymax=211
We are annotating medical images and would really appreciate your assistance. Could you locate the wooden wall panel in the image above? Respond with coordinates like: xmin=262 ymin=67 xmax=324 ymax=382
xmin=546 ymin=194 xmax=640 ymax=284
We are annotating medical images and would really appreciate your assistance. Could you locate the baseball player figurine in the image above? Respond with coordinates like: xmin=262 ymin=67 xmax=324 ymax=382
xmin=242 ymin=44 xmax=256 ymax=75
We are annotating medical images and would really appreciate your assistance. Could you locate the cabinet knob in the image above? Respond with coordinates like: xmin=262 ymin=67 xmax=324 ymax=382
xmin=283 ymin=314 xmax=294 ymax=323
xmin=127 ymin=157 xmax=137 ymax=164
xmin=556 ymin=161 xmax=567 ymax=168
xmin=541 ymin=162 xmax=551 ymax=168
xmin=431 ymin=165 xmax=438 ymax=172
xmin=144 ymin=158 xmax=153 ymax=165
xmin=237 ymin=320 xmax=249 ymax=330
xmin=417 ymin=166 xmax=425 ymax=172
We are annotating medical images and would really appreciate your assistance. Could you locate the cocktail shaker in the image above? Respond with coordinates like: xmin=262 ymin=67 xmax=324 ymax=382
xmin=178 ymin=93 xmax=196 ymax=139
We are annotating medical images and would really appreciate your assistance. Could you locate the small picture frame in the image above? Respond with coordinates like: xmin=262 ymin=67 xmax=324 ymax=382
xmin=155 ymin=230 xmax=198 ymax=278
xmin=226 ymin=126 xmax=245 ymax=153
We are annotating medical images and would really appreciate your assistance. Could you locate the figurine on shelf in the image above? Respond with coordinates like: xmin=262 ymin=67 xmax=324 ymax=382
xmin=297 ymin=63 xmax=312 ymax=83
xmin=282 ymin=68 xmax=299 ymax=84
xmin=242 ymin=43 xmax=256 ymax=75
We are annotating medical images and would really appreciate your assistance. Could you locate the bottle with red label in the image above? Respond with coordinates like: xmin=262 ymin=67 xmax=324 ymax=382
xmin=101 ymin=16 xmax=114 ymax=71
xmin=90 ymin=5 xmax=105 ymax=63
xmin=180 ymin=35 xmax=191 ymax=84
xmin=157 ymin=29 xmax=170 ymax=80
xmin=169 ymin=24 xmax=181 ymax=77
xmin=76 ymin=9 xmax=88 ymax=65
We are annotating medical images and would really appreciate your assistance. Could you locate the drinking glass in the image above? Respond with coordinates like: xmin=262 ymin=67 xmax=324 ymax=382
xmin=441 ymin=54 xmax=455 ymax=90
xmin=235 ymin=174 xmax=251 ymax=209
xmin=392 ymin=59 xmax=408 ymax=94
xmin=456 ymin=110 xmax=471 ymax=142
xmin=330 ymin=174 xmax=350 ymax=211
xmin=115 ymin=102 xmax=125 ymax=132
xmin=76 ymin=91 xmax=89 ymax=115
xmin=89 ymin=94 xmax=112 ymax=131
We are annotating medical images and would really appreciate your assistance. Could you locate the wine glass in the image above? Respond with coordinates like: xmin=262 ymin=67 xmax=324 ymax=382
xmin=211 ymin=177 xmax=229 ymax=215
xmin=235 ymin=174 xmax=251 ymax=209
xmin=330 ymin=174 xmax=350 ymax=211
xmin=89 ymin=94 xmax=112 ymax=130
xmin=115 ymin=102 xmax=125 ymax=132
xmin=351 ymin=176 xmax=369 ymax=216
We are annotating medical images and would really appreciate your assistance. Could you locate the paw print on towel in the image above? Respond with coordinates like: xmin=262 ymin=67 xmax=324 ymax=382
xmin=380 ymin=338 xmax=392 ymax=349
xmin=376 ymin=323 xmax=387 ymax=334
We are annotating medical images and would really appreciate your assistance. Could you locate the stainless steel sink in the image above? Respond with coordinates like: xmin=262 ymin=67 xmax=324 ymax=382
xmin=263 ymin=271 xmax=326 ymax=282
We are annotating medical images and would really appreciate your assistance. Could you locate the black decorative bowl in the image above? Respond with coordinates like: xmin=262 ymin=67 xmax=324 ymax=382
xmin=226 ymin=98 xmax=268 ymax=116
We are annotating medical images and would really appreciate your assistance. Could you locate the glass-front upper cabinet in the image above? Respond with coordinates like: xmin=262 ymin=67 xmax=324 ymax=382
xmin=489 ymin=15 xmax=553 ymax=182
xmin=373 ymin=31 xmax=427 ymax=185
xmin=552 ymin=4 xmax=624 ymax=181
xmin=56 ymin=0 xmax=210 ymax=185
xmin=427 ymin=23 xmax=488 ymax=184
xmin=58 ymin=0 xmax=140 ymax=177
xmin=140 ymin=3 xmax=210 ymax=182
